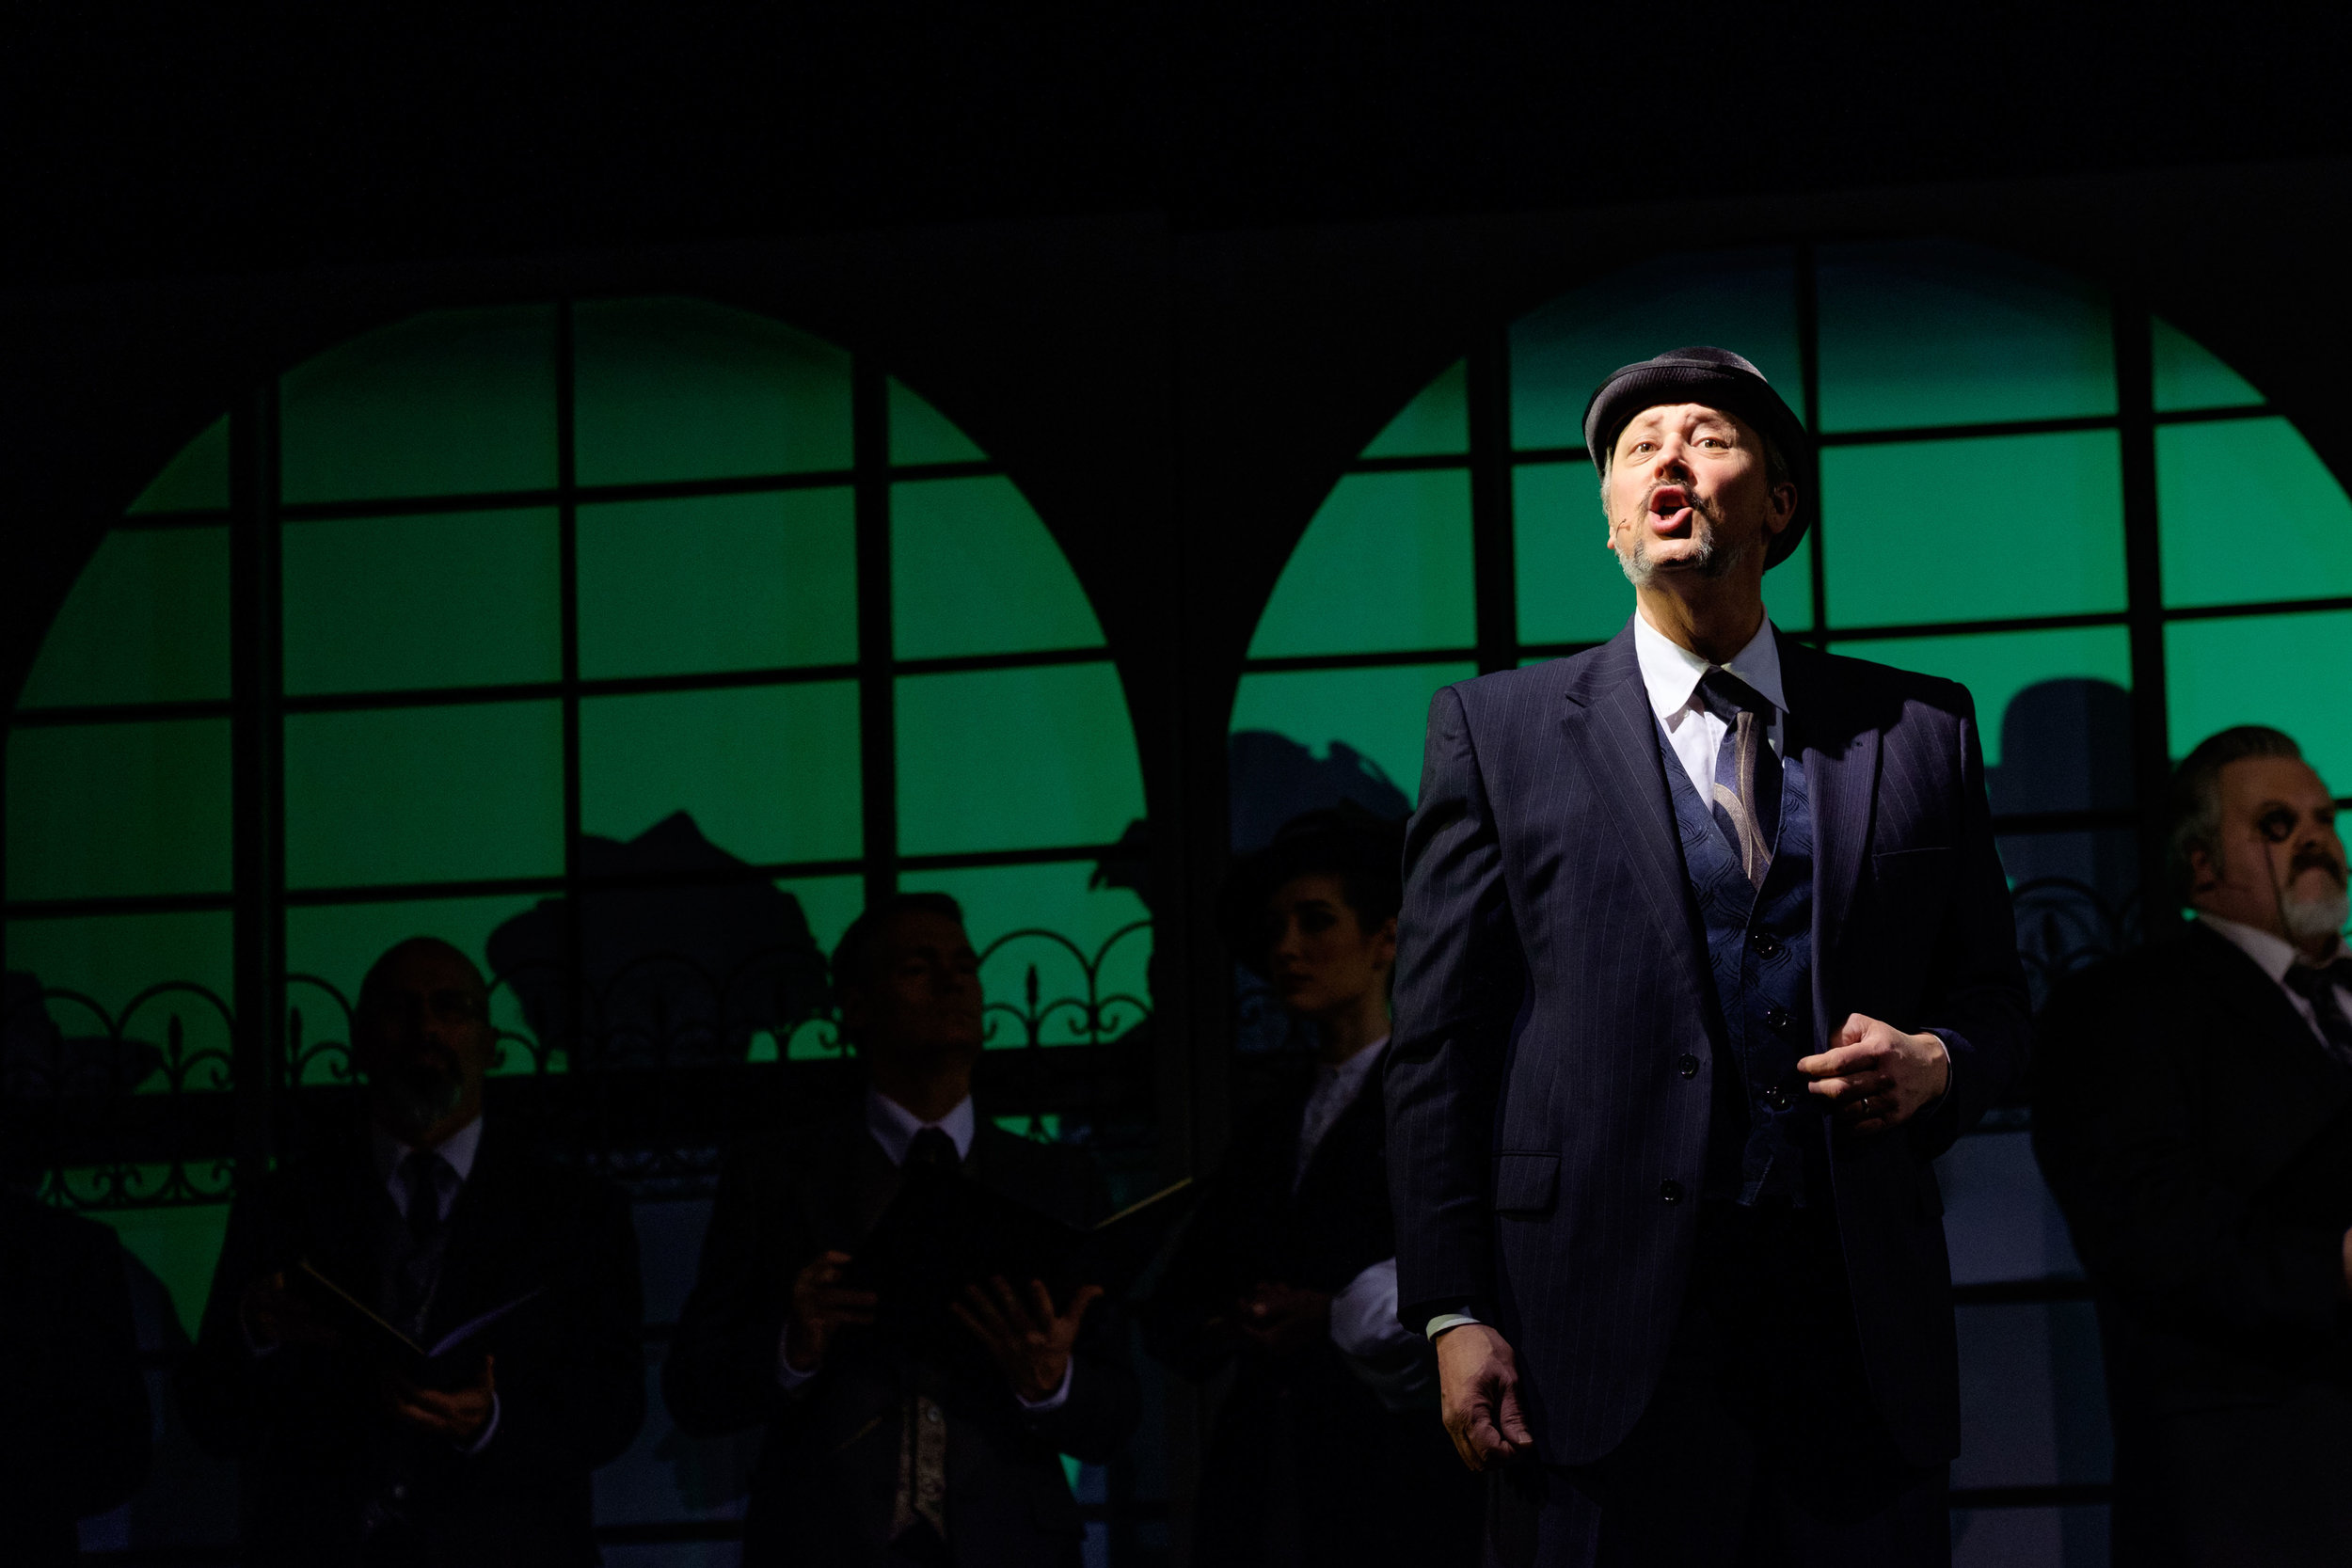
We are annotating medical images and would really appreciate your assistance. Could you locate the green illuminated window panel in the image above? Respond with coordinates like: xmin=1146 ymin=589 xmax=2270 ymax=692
xmin=1514 ymin=460 xmax=1621 ymax=645
xmin=2153 ymin=318 xmax=2263 ymax=414
xmin=1765 ymin=531 xmax=1817 ymax=634
xmin=281 ymin=307 xmax=558 ymax=504
xmin=283 ymin=510 xmax=560 ymax=695
xmin=95 ymin=1206 xmax=231 ymax=1339
xmin=16 ymin=527 xmax=230 ymax=708
xmin=1248 ymin=473 xmax=1473 ymax=659
xmin=767 ymin=874 xmax=867 ymax=1060
xmin=574 ymin=298 xmax=853 ymax=486
xmin=1816 ymin=244 xmax=2113 ymax=433
xmin=1822 ymin=432 xmax=2126 ymax=626
xmin=128 ymin=415 xmax=230 ymax=514
xmin=7 ymin=720 xmax=230 ymax=900
xmin=2157 ymin=419 xmax=2352 ymax=609
xmin=2169 ymin=613 xmax=2352 ymax=791
xmin=1510 ymin=248 xmax=1801 ymax=451
xmin=5 ymin=911 xmax=233 ymax=1057
xmin=578 ymin=490 xmax=856 ymax=679
xmin=1229 ymin=663 xmax=1476 ymax=812
xmin=912 ymin=862 xmax=1152 ymax=1048
xmin=286 ymin=895 xmax=543 ymax=1079
xmin=888 ymin=377 xmax=986 ymax=466
xmin=1828 ymin=628 xmax=2130 ymax=768
xmin=580 ymin=683 xmax=863 ymax=866
xmin=892 ymin=477 xmax=1106 ymax=661
xmin=1361 ymin=360 xmax=1469 ymax=459
xmin=895 ymin=666 xmax=1145 ymax=856
xmin=285 ymin=702 xmax=563 ymax=888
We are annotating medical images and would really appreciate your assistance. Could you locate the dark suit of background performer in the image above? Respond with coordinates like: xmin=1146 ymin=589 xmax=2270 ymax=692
xmin=0 ymin=1188 xmax=151 ymax=1564
xmin=2035 ymin=726 xmax=2352 ymax=1566
xmin=1146 ymin=806 xmax=1481 ymax=1568
xmin=178 ymin=938 xmax=645 ymax=1568
xmin=663 ymin=894 xmax=1140 ymax=1568
xmin=1386 ymin=347 xmax=2030 ymax=1568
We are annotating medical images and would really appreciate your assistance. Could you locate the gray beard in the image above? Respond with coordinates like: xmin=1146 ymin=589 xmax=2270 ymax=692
xmin=371 ymin=1064 xmax=465 ymax=1139
xmin=1615 ymin=503 xmax=1752 ymax=589
xmin=2283 ymin=883 xmax=2351 ymax=943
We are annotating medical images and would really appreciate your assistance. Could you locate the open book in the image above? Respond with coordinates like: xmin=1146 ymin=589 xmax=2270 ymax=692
xmin=293 ymin=1260 xmax=541 ymax=1390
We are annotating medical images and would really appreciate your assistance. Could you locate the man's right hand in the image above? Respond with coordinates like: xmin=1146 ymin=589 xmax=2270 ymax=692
xmin=784 ymin=1249 xmax=877 ymax=1373
xmin=240 ymin=1272 xmax=339 ymax=1352
xmin=1435 ymin=1322 xmax=1534 ymax=1471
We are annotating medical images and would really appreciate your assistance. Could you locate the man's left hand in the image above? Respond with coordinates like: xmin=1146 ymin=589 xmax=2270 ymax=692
xmin=387 ymin=1354 xmax=496 ymax=1448
xmin=1800 ymin=1014 xmax=1950 ymax=1134
xmin=952 ymin=1276 xmax=1102 ymax=1403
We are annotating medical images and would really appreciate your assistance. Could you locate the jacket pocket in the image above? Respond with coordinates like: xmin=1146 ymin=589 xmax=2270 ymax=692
xmin=1491 ymin=1152 xmax=1560 ymax=1216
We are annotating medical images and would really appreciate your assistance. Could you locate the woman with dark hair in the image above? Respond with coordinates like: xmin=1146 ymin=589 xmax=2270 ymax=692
xmin=1146 ymin=806 xmax=1480 ymax=1567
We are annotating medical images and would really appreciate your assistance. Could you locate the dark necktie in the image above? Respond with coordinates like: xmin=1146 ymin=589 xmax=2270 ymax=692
xmin=392 ymin=1149 xmax=453 ymax=1336
xmin=1694 ymin=668 xmax=1784 ymax=889
xmin=904 ymin=1126 xmax=961 ymax=1174
xmin=2280 ymin=961 xmax=2352 ymax=1070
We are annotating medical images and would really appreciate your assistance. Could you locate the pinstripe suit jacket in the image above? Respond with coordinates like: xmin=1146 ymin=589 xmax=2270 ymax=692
xmin=1386 ymin=621 xmax=2027 ymax=1468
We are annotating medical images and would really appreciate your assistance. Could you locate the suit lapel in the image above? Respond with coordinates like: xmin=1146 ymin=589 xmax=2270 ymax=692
xmin=1559 ymin=626 xmax=1705 ymax=968
xmin=1781 ymin=636 xmax=1877 ymax=976
xmin=2189 ymin=925 xmax=2352 ymax=1122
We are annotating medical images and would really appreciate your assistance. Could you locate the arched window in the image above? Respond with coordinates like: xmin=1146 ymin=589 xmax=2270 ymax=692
xmin=1231 ymin=243 xmax=2346 ymax=984
xmin=6 ymin=297 xmax=1150 ymax=1320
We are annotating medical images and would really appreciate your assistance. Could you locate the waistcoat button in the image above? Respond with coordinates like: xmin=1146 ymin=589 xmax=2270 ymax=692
xmin=1676 ymin=1053 xmax=1700 ymax=1079
xmin=1751 ymin=930 xmax=1783 ymax=959
xmin=1765 ymin=1004 xmax=1793 ymax=1033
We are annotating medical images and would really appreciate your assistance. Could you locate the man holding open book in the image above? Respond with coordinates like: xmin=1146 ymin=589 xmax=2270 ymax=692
xmin=179 ymin=937 xmax=645 ymax=1566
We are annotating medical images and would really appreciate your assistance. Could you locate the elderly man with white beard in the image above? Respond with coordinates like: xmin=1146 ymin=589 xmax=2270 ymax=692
xmin=2035 ymin=725 xmax=2352 ymax=1566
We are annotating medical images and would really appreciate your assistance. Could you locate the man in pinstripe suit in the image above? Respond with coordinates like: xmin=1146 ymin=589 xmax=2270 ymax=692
xmin=1387 ymin=348 xmax=2029 ymax=1566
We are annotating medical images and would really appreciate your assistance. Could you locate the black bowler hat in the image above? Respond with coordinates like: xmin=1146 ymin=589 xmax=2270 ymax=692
xmin=1581 ymin=346 xmax=1812 ymax=567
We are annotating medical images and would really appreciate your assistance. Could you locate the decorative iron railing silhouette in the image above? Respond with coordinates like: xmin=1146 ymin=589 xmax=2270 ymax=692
xmin=3 ymin=921 xmax=1157 ymax=1212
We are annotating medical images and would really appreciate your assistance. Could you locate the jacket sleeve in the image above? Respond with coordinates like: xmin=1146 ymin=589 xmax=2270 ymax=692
xmin=662 ymin=1146 xmax=794 ymax=1437
xmin=1904 ymin=689 xmax=2030 ymax=1162
xmin=2033 ymin=966 xmax=2348 ymax=1340
xmin=468 ymin=1173 xmax=645 ymax=1481
xmin=1385 ymin=683 xmax=1527 ymax=1328
xmin=1019 ymin=1152 xmax=1141 ymax=1465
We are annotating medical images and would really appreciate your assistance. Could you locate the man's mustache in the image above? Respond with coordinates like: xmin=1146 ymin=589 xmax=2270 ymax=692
xmin=2290 ymin=846 xmax=2346 ymax=886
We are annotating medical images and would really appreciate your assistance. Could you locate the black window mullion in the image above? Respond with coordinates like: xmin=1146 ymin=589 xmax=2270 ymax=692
xmin=229 ymin=379 xmax=286 ymax=1186
xmin=1467 ymin=329 xmax=1518 ymax=674
xmin=853 ymin=356 xmax=898 ymax=911
xmin=2114 ymin=293 xmax=2177 ymax=942
xmin=558 ymin=300 xmax=588 ymax=1055
xmin=1796 ymin=242 xmax=1828 ymax=645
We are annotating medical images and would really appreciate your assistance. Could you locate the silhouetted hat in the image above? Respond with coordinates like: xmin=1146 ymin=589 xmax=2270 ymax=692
xmin=1216 ymin=803 xmax=1406 ymax=977
xmin=1582 ymin=346 xmax=1811 ymax=567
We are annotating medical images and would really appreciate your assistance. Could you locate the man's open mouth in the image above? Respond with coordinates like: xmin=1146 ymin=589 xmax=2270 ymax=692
xmin=1647 ymin=484 xmax=1693 ymax=533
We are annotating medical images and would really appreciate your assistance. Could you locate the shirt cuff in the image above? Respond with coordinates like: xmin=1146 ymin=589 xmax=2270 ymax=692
xmin=1424 ymin=1310 xmax=1483 ymax=1341
xmin=459 ymin=1392 xmax=501 ymax=1456
xmin=1015 ymin=1357 xmax=1075 ymax=1413
xmin=777 ymin=1327 xmax=820 ymax=1393
xmin=1328 ymin=1258 xmax=1420 ymax=1360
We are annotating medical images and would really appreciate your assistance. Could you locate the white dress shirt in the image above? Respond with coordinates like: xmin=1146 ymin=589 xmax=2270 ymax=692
xmin=778 ymin=1089 xmax=1073 ymax=1412
xmin=364 ymin=1115 xmax=498 ymax=1454
xmin=1426 ymin=614 xmax=1790 ymax=1344
xmin=2198 ymin=913 xmax=2352 ymax=1045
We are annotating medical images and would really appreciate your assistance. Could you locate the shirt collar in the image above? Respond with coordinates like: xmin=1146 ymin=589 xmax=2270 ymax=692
xmin=1315 ymin=1034 xmax=1390 ymax=1096
xmin=1630 ymin=610 xmax=1787 ymax=726
xmin=865 ymin=1088 xmax=977 ymax=1166
xmin=371 ymin=1113 xmax=485 ymax=1187
xmin=2199 ymin=911 xmax=2348 ymax=982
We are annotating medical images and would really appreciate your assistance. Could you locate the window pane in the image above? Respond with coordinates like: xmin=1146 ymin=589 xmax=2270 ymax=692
xmin=285 ymin=702 xmax=563 ymax=888
xmin=286 ymin=895 xmax=543 ymax=1080
xmin=580 ymin=684 xmax=862 ymax=865
xmin=896 ymin=665 xmax=1144 ymax=855
xmin=1765 ymin=530 xmax=1817 ymax=634
xmin=1817 ymin=243 xmax=2113 ymax=432
xmin=1823 ymin=432 xmax=2126 ymax=626
xmin=2169 ymin=612 xmax=2352 ymax=790
xmin=1361 ymin=360 xmax=1468 ymax=459
xmin=128 ymin=415 xmax=230 ymax=514
xmin=2158 ymin=418 xmax=2352 ymax=609
xmin=1514 ymin=461 xmax=1622 ymax=645
xmin=1229 ymin=663 xmax=1475 ymax=816
xmin=892 ymin=477 xmax=1106 ymax=660
xmin=7 ymin=720 xmax=230 ymax=899
xmin=913 ymin=862 xmax=1152 ymax=1049
xmin=283 ymin=510 xmax=559 ymax=694
xmin=1248 ymin=472 xmax=1472 ymax=658
xmin=1510 ymin=247 xmax=1800 ymax=451
xmin=96 ymin=1207 xmax=233 ymax=1341
xmin=18 ymin=527 xmax=230 ymax=708
xmin=1828 ymin=628 xmax=2130 ymax=768
xmin=6 ymin=911 xmax=233 ymax=1054
xmin=574 ymin=298 xmax=852 ymax=486
xmin=889 ymin=377 xmax=986 ymax=466
xmin=578 ymin=490 xmax=856 ymax=678
xmin=282 ymin=306 xmax=557 ymax=503
xmin=2153 ymin=318 xmax=2262 ymax=413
